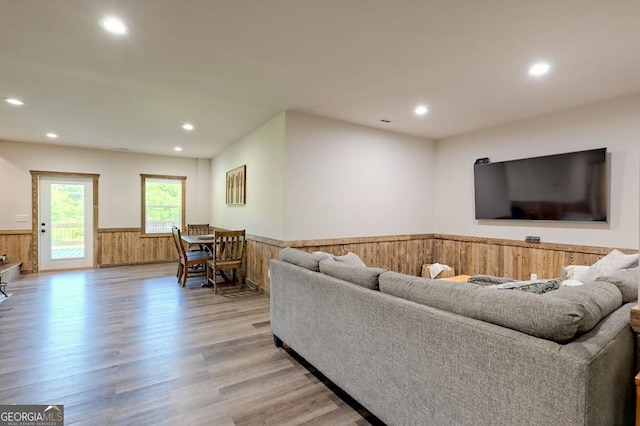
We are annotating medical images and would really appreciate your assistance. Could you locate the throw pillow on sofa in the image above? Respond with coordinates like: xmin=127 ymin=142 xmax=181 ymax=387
xmin=335 ymin=252 xmax=367 ymax=267
xmin=313 ymin=251 xmax=335 ymax=260
xmin=561 ymin=265 xmax=590 ymax=281
xmin=580 ymin=250 xmax=639 ymax=284
xmin=312 ymin=251 xmax=367 ymax=267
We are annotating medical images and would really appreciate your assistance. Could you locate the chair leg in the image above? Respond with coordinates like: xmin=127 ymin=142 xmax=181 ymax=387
xmin=234 ymin=269 xmax=243 ymax=289
xmin=181 ymin=264 xmax=188 ymax=287
xmin=202 ymin=263 xmax=211 ymax=288
xmin=177 ymin=263 xmax=184 ymax=283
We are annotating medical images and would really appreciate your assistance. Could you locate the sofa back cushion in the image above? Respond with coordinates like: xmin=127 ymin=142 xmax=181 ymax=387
xmin=279 ymin=247 xmax=326 ymax=272
xmin=541 ymin=282 xmax=623 ymax=335
xmin=319 ymin=259 xmax=386 ymax=290
xmin=595 ymin=267 xmax=639 ymax=303
xmin=379 ymin=271 xmax=622 ymax=342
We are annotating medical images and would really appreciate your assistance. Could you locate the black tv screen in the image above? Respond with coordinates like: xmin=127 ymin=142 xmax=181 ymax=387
xmin=474 ymin=148 xmax=607 ymax=221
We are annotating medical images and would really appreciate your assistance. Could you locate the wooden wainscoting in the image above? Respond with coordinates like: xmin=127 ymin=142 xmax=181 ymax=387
xmin=98 ymin=228 xmax=176 ymax=267
xmin=0 ymin=230 xmax=32 ymax=273
xmin=5 ymin=226 xmax=636 ymax=289
xmin=246 ymin=235 xmax=283 ymax=293
xmin=288 ymin=234 xmax=434 ymax=277
xmin=244 ymin=232 xmax=637 ymax=293
xmin=0 ymin=228 xmax=176 ymax=272
xmin=245 ymin=234 xmax=435 ymax=293
xmin=432 ymin=234 xmax=636 ymax=281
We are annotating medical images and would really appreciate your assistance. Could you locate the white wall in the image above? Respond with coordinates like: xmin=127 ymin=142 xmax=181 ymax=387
xmin=210 ymin=112 xmax=286 ymax=239
xmin=433 ymin=93 xmax=640 ymax=249
xmin=0 ymin=140 xmax=211 ymax=229
xmin=284 ymin=111 xmax=435 ymax=240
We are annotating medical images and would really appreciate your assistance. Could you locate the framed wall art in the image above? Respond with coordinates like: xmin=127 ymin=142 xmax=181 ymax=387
xmin=226 ymin=165 xmax=246 ymax=205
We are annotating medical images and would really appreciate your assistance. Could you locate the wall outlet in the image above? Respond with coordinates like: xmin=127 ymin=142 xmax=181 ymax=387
xmin=530 ymin=273 xmax=538 ymax=280
xmin=15 ymin=214 xmax=29 ymax=222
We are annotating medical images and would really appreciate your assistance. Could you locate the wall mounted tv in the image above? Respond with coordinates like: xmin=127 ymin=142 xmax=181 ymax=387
xmin=474 ymin=148 xmax=607 ymax=222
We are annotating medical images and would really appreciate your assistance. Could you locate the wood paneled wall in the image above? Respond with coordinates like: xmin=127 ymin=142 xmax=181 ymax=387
xmin=0 ymin=230 xmax=32 ymax=273
xmin=246 ymin=234 xmax=434 ymax=293
xmin=0 ymin=228 xmax=176 ymax=273
xmin=430 ymin=234 xmax=632 ymax=281
xmin=3 ymin=227 xmax=636 ymax=292
xmin=98 ymin=228 xmax=176 ymax=266
xmin=288 ymin=234 xmax=433 ymax=277
xmin=245 ymin=235 xmax=282 ymax=293
xmin=245 ymin=233 xmax=637 ymax=293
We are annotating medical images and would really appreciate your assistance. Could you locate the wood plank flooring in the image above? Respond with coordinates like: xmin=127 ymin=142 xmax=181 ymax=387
xmin=0 ymin=263 xmax=376 ymax=425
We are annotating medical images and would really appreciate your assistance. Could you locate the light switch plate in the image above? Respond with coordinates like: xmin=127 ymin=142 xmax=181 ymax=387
xmin=15 ymin=214 xmax=29 ymax=222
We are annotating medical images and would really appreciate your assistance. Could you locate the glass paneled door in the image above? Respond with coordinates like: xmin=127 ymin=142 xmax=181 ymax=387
xmin=39 ymin=176 xmax=94 ymax=270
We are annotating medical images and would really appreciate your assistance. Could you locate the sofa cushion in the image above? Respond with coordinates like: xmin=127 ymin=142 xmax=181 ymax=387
xmin=319 ymin=259 xmax=386 ymax=290
xmin=488 ymin=278 xmax=561 ymax=294
xmin=378 ymin=271 xmax=622 ymax=342
xmin=595 ymin=267 xmax=639 ymax=303
xmin=581 ymin=250 xmax=638 ymax=283
xmin=541 ymin=282 xmax=622 ymax=335
xmin=279 ymin=247 xmax=326 ymax=272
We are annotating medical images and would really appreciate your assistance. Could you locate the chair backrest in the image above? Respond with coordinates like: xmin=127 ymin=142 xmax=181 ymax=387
xmin=187 ymin=223 xmax=210 ymax=236
xmin=214 ymin=230 xmax=245 ymax=261
xmin=171 ymin=227 xmax=187 ymax=259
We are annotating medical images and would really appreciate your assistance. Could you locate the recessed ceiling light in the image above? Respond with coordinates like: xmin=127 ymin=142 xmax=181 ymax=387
xmin=100 ymin=16 xmax=127 ymax=35
xmin=528 ymin=62 xmax=551 ymax=77
xmin=46 ymin=133 xmax=58 ymax=139
xmin=4 ymin=98 xmax=25 ymax=106
xmin=182 ymin=123 xmax=194 ymax=131
xmin=414 ymin=105 xmax=428 ymax=116
xmin=174 ymin=147 xmax=183 ymax=152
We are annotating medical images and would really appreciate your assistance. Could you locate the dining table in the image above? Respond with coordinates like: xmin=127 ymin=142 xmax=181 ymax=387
xmin=181 ymin=234 xmax=216 ymax=250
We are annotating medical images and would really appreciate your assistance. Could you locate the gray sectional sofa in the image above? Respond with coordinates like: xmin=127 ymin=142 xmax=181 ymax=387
xmin=270 ymin=248 xmax=636 ymax=426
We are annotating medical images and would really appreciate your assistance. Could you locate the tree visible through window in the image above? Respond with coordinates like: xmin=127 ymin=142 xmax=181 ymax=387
xmin=141 ymin=174 xmax=186 ymax=234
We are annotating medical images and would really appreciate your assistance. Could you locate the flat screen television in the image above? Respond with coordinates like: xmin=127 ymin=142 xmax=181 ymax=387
xmin=474 ymin=148 xmax=607 ymax=221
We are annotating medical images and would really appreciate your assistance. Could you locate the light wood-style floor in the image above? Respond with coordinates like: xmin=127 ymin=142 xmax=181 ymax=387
xmin=0 ymin=264 xmax=377 ymax=425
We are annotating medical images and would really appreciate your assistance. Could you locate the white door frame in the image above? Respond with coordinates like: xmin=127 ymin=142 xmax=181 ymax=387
xmin=30 ymin=171 xmax=99 ymax=273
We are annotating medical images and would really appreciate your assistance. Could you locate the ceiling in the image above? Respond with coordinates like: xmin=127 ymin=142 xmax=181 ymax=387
xmin=1 ymin=1 xmax=639 ymax=159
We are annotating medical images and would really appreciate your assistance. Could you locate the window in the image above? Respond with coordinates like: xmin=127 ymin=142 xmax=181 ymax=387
xmin=141 ymin=174 xmax=186 ymax=234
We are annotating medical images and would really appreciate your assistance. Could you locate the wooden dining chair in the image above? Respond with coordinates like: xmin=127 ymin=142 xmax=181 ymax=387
xmin=186 ymin=223 xmax=212 ymax=253
xmin=186 ymin=223 xmax=210 ymax=235
xmin=172 ymin=227 xmax=212 ymax=287
xmin=205 ymin=230 xmax=246 ymax=294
